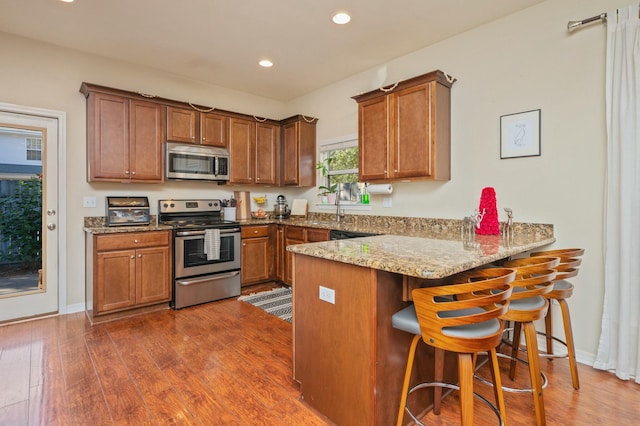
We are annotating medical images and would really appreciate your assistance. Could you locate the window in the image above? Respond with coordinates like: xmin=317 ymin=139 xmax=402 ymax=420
xmin=320 ymin=136 xmax=365 ymax=204
xmin=26 ymin=137 xmax=42 ymax=161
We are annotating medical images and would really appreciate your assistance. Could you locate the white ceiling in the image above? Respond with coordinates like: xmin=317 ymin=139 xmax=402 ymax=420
xmin=0 ymin=0 xmax=545 ymax=101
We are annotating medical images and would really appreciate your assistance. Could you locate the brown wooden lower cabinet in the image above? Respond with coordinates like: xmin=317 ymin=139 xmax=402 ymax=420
xmin=239 ymin=223 xmax=330 ymax=286
xmin=241 ymin=225 xmax=273 ymax=286
xmin=86 ymin=230 xmax=172 ymax=323
xmin=283 ymin=226 xmax=329 ymax=285
xmin=275 ymin=225 xmax=286 ymax=282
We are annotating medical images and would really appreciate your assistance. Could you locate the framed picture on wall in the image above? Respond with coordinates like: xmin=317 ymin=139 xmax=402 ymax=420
xmin=500 ymin=109 xmax=541 ymax=159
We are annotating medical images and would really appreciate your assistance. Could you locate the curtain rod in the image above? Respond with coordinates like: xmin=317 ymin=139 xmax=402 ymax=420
xmin=567 ymin=12 xmax=607 ymax=31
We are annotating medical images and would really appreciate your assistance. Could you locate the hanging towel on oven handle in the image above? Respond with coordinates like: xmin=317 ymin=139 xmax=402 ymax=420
xmin=203 ymin=229 xmax=221 ymax=261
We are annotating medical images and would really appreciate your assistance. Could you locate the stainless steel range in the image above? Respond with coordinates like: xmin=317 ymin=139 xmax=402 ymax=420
xmin=158 ymin=199 xmax=241 ymax=309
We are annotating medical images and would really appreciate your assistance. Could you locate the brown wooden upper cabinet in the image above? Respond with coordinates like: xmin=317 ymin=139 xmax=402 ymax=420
xmin=353 ymin=70 xmax=455 ymax=182
xmin=281 ymin=115 xmax=317 ymax=187
xmin=81 ymin=83 xmax=164 ymax=183
xmin=166 ymin=106 xmax=228 ymax=148
xmin=228 ymin=117 xmax=280 ymax=185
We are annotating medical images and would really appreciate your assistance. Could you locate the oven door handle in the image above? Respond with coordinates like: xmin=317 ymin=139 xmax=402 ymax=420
xmin=176 ymin=228 xmax=240 ymax=237
xmin=176 ymin=270 xmax=240 ymax=286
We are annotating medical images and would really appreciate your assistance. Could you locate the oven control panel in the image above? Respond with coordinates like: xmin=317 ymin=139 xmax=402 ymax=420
xmin=159 ymin=199 xmax=221 ymax=214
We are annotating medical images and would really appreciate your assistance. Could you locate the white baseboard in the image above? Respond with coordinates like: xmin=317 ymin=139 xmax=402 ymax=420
xmin=64 ymin=303 xmax=85 ymax=314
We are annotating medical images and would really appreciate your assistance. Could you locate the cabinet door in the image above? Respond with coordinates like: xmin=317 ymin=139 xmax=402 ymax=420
xmin=166 ymin=106 xmax=199 ymax=143
xmin=88 ymin=92 xmax=130 ymax=181
xmin=358 ymin=96 xmax=390 ymax=181
xmin=282 ymin=119 xmax=316 ymax=187
xmin=130 ymin=100 xmax=164 ymax=182
xmin=202 ymin=112 xmax=228 ymax=147
xmin=254 ymin=122 xmax=280 ymax=185
xmin=276 ymin=225 xmax=286 ymax=282
xmin=306 ymin=228 xmax=330 ymax=242
xmin=136 ymin=246 xmax=171 ymax=305
xmin=282 ymin=121 xmax=299 ymax=185
xmin=393 ymin=83 xmax=433 ymax=179
xmin=241 ymin=237 xmax=271 ymax=285
xmin=284 ymin=227 xmax=306 ymax=285
xmin=284 ymin=238 xmax=305 ymax=285
xmin=229 ymin=117 xmax=254 ymax=184
xmin=95 ymin=249 xmax=136 ymax=314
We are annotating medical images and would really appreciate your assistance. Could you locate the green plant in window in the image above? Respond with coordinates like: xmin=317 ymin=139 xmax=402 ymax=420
xmin=316 ymin=157 xmax=337 ymax=194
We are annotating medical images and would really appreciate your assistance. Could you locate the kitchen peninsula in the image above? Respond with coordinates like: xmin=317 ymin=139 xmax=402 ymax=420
xmin=288 ymin=224 xmax=554 ymax=425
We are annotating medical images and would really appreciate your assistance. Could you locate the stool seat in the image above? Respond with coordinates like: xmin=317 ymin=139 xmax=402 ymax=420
xmin=508 ymin=295 xmax=547 ymax=311
xmin=392 ymin=305 xmax=488 ymax=336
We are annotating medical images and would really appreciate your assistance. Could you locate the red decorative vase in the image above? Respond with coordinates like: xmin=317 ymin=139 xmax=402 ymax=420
xmin=476 ymin=187 xmax=500 ymax=235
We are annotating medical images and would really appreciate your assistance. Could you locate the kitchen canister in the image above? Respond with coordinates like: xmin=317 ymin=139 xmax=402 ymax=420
xmin=223 ymin=207 xmax=236 ymax=221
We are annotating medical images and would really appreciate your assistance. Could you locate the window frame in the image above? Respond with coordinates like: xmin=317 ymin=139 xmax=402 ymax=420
xmin=318 ymin=135 xmax=368 ymax=207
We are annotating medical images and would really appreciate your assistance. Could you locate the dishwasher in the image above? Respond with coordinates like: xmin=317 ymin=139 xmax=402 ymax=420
xmin=329 ymin=229 xmax=378 ymax=240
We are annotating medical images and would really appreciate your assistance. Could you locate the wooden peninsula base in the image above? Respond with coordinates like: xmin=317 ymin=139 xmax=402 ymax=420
xmin=293 ymin=255 xmax=456 ymax=425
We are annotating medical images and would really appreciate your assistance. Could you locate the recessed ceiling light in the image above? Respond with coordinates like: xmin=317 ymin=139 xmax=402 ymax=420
xmin=332 ymin=12 xmax=351 ymax=25
xmin=59 ymin=0 xmax=75 ymax=3
xmin=259 ymin=59 xmax=273 ymax=68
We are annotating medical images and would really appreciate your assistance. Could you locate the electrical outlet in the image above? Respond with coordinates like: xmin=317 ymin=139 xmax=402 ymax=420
xmin=383 ymin=197 xmax=392 ymax=208
xmin=319 ymin=285 xmax=335 ymax=304
xmin=83 ymin=196 xmax=97 ymax=208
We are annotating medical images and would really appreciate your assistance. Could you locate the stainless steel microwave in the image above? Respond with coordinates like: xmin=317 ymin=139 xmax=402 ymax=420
xmin=166 ymin=142 xmax=230 ymax=182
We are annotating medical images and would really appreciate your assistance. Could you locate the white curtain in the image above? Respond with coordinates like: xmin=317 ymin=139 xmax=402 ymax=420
xmin=594 ymin=4 xmax=640 ymax=383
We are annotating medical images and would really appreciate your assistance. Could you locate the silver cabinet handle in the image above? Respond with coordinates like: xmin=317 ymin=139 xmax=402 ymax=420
xmin=47 ymin=223 xmax=56 ymax=230
xmin=47 ymin=209 xmax=56 ymax=216
xmin=177 ymin=271 xmax=240 ymax=286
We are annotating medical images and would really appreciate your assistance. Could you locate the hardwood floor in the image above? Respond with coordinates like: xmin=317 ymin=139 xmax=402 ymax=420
xmin=0 ymin=283 xmax=637 ymax=425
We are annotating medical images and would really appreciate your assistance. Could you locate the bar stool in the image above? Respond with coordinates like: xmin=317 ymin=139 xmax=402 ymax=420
xmin=530 ymin=248 xmax=584 ymax=390
xmin=497 ymin=256 xmax=558 ymax=426
xmin=392 ymin=267 xmax=515 ymax=426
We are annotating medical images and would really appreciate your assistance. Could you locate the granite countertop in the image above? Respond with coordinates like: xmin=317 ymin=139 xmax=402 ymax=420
xmin=84 ymin=214 xmax=555 ymax=278
xmin=287 ymin=232 xmax=555 ymax=279
xmin=84 ymin=224 xmax=174 ymax=234
xmin=83 ymin=216 xmax=173 ymax=234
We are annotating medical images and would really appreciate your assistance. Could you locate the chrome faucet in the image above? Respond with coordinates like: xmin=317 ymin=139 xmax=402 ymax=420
xmin=336 ymin=193 xmax=345 ymax=222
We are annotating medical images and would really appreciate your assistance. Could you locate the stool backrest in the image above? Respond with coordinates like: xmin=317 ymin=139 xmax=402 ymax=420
xmin=411 ymin=267 xmax=515 ymax=353
xmin=530 ymin=248 xmax=584 ymax=281
xmin=500 ymin=256 xmax=559 ymax=300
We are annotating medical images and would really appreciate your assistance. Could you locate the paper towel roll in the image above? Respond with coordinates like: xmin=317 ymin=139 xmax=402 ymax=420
xmin=367 ymin=184 xmax=393 ymax=194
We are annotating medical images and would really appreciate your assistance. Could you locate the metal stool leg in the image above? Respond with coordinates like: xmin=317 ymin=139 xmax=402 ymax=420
xmin=433 ymin=348 xmax=444 ymax=415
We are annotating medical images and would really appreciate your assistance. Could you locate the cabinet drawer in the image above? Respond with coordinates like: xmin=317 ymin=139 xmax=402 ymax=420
xmin=286 ymin=226 xmax=305 ymax=240
xmin=95 ymin=231 xmax=170 ymax=251
xmin=241 ymin=225 xmax=270 ymax=239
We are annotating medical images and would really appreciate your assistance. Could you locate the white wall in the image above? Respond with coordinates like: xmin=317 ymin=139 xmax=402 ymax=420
xmin=0 ymin=0 xmax=621 ymax=361
xmin=291 ymin=0 xmax=620 ymax=362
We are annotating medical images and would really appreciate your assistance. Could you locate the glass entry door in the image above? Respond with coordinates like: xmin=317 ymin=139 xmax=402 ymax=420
xmin=0 ymin=105 xmax=62 ymax=322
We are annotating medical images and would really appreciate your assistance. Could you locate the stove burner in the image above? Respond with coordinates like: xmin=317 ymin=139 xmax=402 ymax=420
xmin=158 ymin=198 xmax=238 ymax=230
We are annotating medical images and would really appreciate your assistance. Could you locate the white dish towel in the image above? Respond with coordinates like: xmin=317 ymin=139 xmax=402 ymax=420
xmin=203 ymin=229 xmax=221 ymax=261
